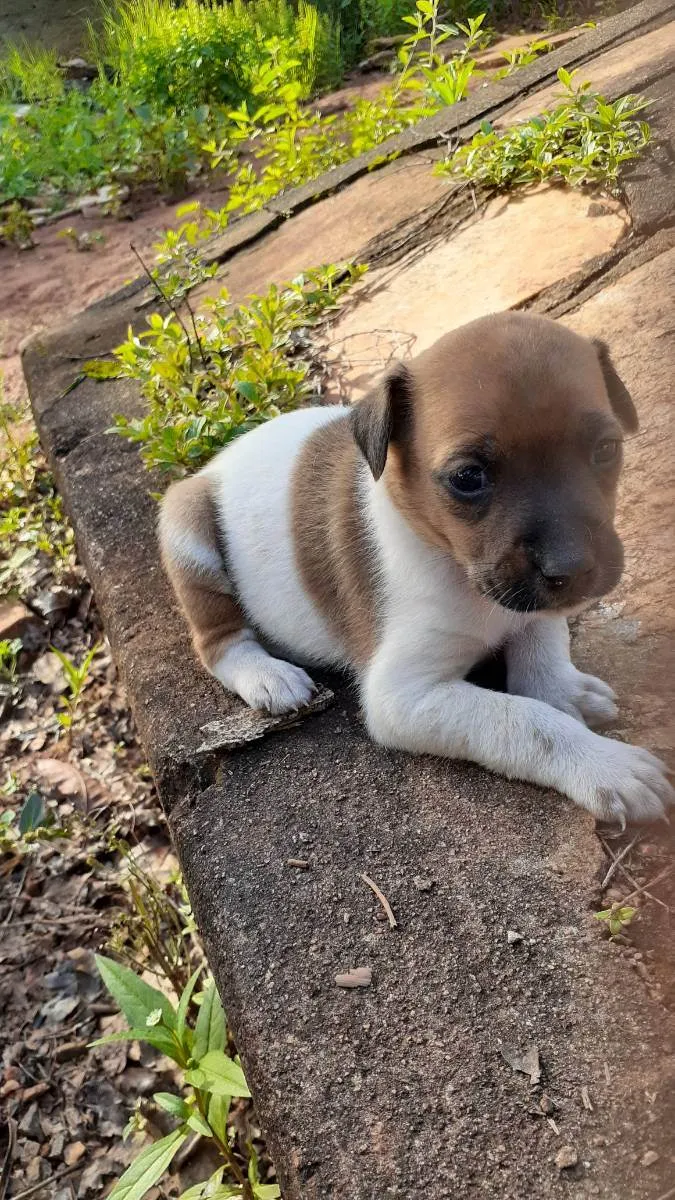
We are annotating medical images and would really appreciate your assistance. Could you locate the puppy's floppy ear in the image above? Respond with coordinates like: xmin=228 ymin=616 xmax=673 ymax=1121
xmin=350 ymin=362 xmax=414 ymax=480
xmin=593 ymin=339 xmax=639 ymax=433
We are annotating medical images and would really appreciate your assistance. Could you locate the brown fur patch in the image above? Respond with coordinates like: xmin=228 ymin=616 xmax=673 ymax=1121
xmin=160 ymin=474 xmax=246 ymax=670
xmin=291 ymin=415 xmax=377 ymax=665
xmin=352 ymin=312 xmax=629 ymax=614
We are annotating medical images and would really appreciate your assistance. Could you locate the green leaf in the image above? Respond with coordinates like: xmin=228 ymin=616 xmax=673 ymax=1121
xmin=18 ymin=791 xmax=45 ymax=835
xmin=83 ymin=358 xmax=123 ymax=380
xmin=235 ymin=380 xmax=260 ymax=403
xmin=107 ymin=1127 xmax=187 ymax=1200
xmin=253 ymin=1187 xmax=281 ymax=1199
xmin=189 ymin=1050 xmax=251 ymax=1099
xmin=207 ymin=1092 xmax=230 ymax=1144
xmin=153 ymin=1093 xmax=190 ymax=1118
xmin=176 ymin=967 xmax=202 ymax=1046
xmin=89 ymin=1028 xmax=180 ymax=1062
xmin=187 ymin=1111 xmax=213 ymax=1137
xmin=193 ymin=980 xmax=226 ymax=1060
xmin=146 ymin=1009 xmax=163 ymax=1027
xmin=95 ymin=956 xmax=177 ymax=1032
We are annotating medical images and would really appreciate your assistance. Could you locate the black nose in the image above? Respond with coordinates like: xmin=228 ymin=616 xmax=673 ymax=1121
xmin=528 ymin=542 xmax=594 ymax=588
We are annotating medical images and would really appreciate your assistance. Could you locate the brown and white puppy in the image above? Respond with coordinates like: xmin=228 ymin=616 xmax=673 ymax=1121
xmin=159 ymin=311 xmax=673 ymax=824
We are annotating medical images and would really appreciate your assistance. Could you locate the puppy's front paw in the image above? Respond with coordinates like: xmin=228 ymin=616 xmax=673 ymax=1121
xmin=239 ymin=658 xmax=316 ymax=715
xmin=523 ymin=666 xmax=618 ymax=728
xmin=570 ymin=734 xmax=674 ymax=825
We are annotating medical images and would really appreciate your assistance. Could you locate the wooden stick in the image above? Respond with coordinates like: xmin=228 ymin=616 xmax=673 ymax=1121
xmin=361 ymin=873 xmax=397 ymax=929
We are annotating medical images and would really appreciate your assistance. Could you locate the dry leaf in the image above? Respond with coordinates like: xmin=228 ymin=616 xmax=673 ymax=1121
xmin=500 ymin=1043 xmax=541 ymax=1086
xmin=34 ymin=758 xmax=88 ymax=805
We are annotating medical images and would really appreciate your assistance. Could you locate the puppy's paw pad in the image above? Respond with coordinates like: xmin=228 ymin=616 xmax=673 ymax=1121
xmin=241 ymin=659 xmax=316 ymax=715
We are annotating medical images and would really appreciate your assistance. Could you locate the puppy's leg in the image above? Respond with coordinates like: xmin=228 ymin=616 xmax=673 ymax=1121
xmin=362 ymin=647 xmax=673 ymax=824
xmin=506 ymin=616 xmax=617 ymax=727
xmin=159 ymin=475 xmax=315 ymax=715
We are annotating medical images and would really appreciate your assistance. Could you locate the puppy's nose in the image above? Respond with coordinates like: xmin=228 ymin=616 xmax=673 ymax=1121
xmin=529 ymin=543 xmax=594 ymax=588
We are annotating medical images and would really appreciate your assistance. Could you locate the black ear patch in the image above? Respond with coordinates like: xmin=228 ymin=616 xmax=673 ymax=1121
xmin=350 ymin=363 xmax=414 ymax=480
xmin=593 ymin=339 xmax=639 ymax=433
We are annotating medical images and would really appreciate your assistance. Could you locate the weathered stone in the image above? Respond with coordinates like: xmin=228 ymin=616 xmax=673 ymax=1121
xmin=325 ymin=186 xmax=628 ymax=398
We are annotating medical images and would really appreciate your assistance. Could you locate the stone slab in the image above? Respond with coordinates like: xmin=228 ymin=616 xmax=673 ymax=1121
xmin=97 ymin=0 xmax=675 ymax=316
xmin=324 ymin=186 xmax=629 ymax=398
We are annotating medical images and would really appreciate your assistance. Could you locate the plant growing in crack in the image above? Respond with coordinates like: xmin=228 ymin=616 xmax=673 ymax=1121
xmin=93 ymin=958 xmax=278 ymax=1200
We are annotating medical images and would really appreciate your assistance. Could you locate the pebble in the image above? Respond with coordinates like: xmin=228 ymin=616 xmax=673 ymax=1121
xmin=555 ymin=1145 xmax=579 ymax=1171
xmin=640 ymin=1150 xmax=659 ymax=1167
xmin=413 ymin=876 xmax=435 ymax=892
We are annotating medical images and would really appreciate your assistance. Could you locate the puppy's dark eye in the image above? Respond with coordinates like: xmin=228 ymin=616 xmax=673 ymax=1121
xmin=592 ymin=437 xmax=621 ymax=466
xmin=447 ymin=464 xmax=490 ymax=498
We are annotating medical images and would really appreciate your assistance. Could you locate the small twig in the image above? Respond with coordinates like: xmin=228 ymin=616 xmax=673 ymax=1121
xmin=654 ymin=1188 xmax=675 ymax=1200
xmin=599 ymin=834 xmax=639 ymax=890
xmin=0 ymin=1117 xmax=16 ymax=1200
xmin=619 ymin=865 xmax=673 ymax=908
xmin=182 ymin=291 xmax=208 ymax=369
xmin=614 ymin=862 xmax=669 ymax=912
xmin=130 ymin=243 xmax=194 ymax=350
xmin=361 ymin=873 xmax=397 ymax=929
xmin=2 ymin=865 xmax=27 ymax=927
xmin=11 ymin=1164 xmax=79 ymax=1200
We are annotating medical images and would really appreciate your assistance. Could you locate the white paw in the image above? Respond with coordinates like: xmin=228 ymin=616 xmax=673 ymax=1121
xmin=239 ymin=657 xmax=316 ymax=715
xmin=523 ymin=666 xmax=618 ymax=728
xmin=569 ymin=733 xmax=674 ymax=825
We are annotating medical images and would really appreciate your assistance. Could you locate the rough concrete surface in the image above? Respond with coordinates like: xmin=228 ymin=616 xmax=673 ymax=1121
xmin=23 ymin=4 xmax=675 ymax=1197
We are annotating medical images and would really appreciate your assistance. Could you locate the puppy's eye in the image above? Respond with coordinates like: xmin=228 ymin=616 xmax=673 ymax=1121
xmin=592 ymin=437 xmax=621 ymax=466
xmin=447 ymin=464 xmax=490 ymax=498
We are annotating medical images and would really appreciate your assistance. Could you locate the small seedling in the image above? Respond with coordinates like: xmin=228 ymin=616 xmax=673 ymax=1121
xmin=595 ymin=902 xmax=637 ymax=938
xmin=0 ymin=791 xmax=68 ymax=855
xmin=0 ymin=201 xmax=34 ymax=249
xmin=92 ymin=958 xmax=279 ymax=1200
xmin=57 ymin=226 xmax=106 ymax=251
xmin=50 ymin=641 xmax=102 ymax=734
xmin=0 ymin=637 xmax=21 ymax=683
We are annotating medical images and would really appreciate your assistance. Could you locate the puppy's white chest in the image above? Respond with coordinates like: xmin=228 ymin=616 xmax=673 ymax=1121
xmin=367 ymin=478 xmax=526 ymax=673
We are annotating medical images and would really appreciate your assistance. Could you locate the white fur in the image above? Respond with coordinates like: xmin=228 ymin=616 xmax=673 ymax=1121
xmin=197 ymin=407 xmax=673 ymax=824
xmin=204 ymin=407 xmax=346 ymax=667
xmin=162 ymin=524 xmax=229 ymax=581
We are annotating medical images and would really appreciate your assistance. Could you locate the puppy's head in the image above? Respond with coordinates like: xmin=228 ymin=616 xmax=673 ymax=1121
xmin=351 ymin=312 xmax=637 ymax=614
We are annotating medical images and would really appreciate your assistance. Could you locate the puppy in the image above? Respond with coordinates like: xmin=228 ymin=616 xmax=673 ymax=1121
xmin=159 ymin=311 xmax=673 ymax=825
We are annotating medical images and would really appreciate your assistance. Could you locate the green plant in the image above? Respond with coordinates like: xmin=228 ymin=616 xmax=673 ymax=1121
xmin=50 ymin=642 xmax=102 ymax=734
xmin=93 ymin=958 xmax=279 ymax=1200
xmin=91 ymin=0 xmax=343 ymax=108
xmin=0 ymin=201 xmax=34 ymax=248
xmin=595 ymin=902 xmax=637 ymax=938
xmin=496 ymin=37 xmax=552 ymax=77
xmin=0 ymin=637 xmax=21 ymax=684
xmin=0 ymin=41 xmax=64 ymax=103
xmin=84 ymin=262 xmax=366 ymax=475
xmin=0 ymin=392 xmax=74 ymax=590
xmin=438 ymin=69 xmax=651 ymax=190
xmin=106 ymin=837 xmax=202 ymax=998
xmin=0 ymin=791 xmax=69 ymax=855
xmin=397 ymin=6 xmax=486 ymax=107
xmin=57 ymin=227 xmax=106 ymax=251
